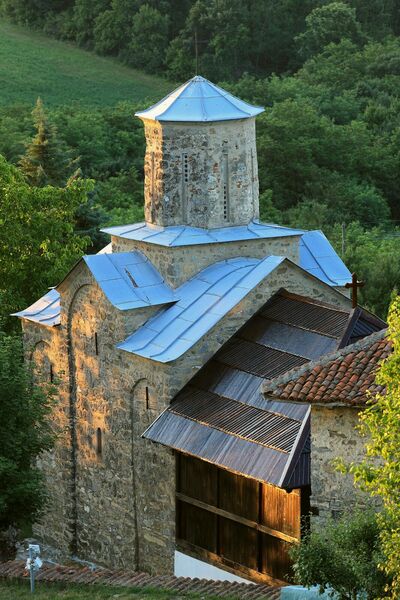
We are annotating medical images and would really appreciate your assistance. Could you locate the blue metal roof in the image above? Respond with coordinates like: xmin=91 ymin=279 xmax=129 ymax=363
xmin=12 ymin=289 xmax=61 ymax=327
xmin=300 ymin=231 xmax=351 ymax=287
xmin=101 ymin=220 xmax=305 ymax=247
xmin=135 ymin=76 xmax=264 ymax=122
xmin=83 ymin=252 xmax=175 ymax=310
xmin=117 ymin=255 xmax=285 ymax=363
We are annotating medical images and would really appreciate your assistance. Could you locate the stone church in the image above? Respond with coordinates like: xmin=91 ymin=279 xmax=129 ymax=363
xmin=15 ymin=77 xmax=386 ymax=585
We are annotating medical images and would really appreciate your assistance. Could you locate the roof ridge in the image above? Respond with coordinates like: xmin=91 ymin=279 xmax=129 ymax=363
xmin=262 ymin=328 xmax=389 ymax=398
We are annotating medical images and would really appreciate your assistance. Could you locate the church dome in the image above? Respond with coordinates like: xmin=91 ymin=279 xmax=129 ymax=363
xmin=135 ymin=75 xmax=264 ymax=122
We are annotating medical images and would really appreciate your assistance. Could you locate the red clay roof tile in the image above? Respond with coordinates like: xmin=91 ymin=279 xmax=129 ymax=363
xmin=263 ymin=329 xmax=390 ymax=407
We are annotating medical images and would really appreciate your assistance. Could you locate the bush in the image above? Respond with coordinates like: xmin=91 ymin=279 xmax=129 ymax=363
xmin=290 ymin=510 xmax=390 ymax=599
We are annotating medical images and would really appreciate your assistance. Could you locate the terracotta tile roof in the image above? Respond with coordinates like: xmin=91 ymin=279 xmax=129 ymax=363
xmin=0 ymin=560 xmax=281 ymax=599
xmin=262 ymin=329 xmax=391 ymax=407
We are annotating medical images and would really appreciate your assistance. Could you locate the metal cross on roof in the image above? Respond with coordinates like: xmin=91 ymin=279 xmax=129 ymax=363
xmin=345 ymin=272 xmax=365 ymax=308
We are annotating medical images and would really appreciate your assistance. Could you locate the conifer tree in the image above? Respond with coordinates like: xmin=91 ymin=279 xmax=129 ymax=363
xmin=19 ymin=97 xmax=78 ymax=187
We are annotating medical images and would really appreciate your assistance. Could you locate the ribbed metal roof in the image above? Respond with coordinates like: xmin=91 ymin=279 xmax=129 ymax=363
xmin=12 ymin=289 xmax=61 ymax=327
xmin=102 ymin=223 xmax=350 ymax=289
xmin=101 ymin=220 xmax=304 ymax=246
xmin=117 ymin=255 xmax=285 ymax=362
xmin=299 ymin=230 xmax=351 ymax=287
xmin=83 ymin=252 xmax=175 ymax=310
xmin=135 ymin=75 xmax=264 ymax=122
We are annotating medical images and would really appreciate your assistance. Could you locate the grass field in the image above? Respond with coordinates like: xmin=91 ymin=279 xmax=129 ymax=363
xmin=0 ymin=22 xmax=172 ymax=107
xmin=0 ymin=580 xmax=224 ymax=600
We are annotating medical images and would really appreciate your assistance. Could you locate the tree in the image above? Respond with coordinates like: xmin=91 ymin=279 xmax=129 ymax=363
xmin=347 ymin=295 xmax=400 ymax=597
xmin=0 ymin=154 xmax=93 ymax=329
xmin=291 ymin=510 xmax=390 ymax=599
xmin=0 ymin=333 xmax=56 ymax=559
xmin=296 ymin=2 xmax=366 ymax=61
xmin=19 ymin=98 xmax=78 ymax=188
xmin=127 ymin=4 xmax=169 ymax=73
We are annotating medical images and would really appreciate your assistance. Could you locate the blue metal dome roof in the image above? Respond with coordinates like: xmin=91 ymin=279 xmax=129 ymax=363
xmin=135 ymin=75 xmax=264 ymax=122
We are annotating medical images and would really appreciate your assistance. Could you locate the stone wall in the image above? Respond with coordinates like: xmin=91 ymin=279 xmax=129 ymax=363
xmin=310 ymin=405 xmax=380 ymax=524
xmin=141 ymin=118 xmax=259 ymax=228
xmin=23 ymin=257 xmax=352 ymax=576
xmin=22 ymin=321 xmax=73 ymax=560
xmin=111 ymin=235 xmax=301 ymax=287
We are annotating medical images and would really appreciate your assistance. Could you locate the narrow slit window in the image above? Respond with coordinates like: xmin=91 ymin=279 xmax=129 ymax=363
xmin=50 ymin=364 xmax=54 ymax=383
xmin=94 ymin=332 xmax=99 ymax=356
xmin=223 ymin=145 xmax=229 ymax=221
xmin=183 ymin=154 xmax=189 ymax=183
xmin=145 ymin=386 xmax=150 ymax=410
xmin=96 ymin=428 xmax=102 ymax=457
xmin=223 ymin=184 xmax=228 ymax=220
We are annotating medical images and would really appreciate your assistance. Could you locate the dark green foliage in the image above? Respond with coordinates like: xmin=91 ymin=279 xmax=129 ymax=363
xmin=0 ymin=155 xmax=92 ymax=328
xmin=296 ymin=2 xmax=366 ymax=61
xmin=127 ymin=5 xmax=169 ymax=73
xmin=291 ymin=510 xmax=390 ymax=600
xmin=19 ymin=97 xmax=78 ymax=187
xmin=2 ymin=0 xmax=400 ymax=81
xmin=0 ymin=333 xmax=56 ymax=533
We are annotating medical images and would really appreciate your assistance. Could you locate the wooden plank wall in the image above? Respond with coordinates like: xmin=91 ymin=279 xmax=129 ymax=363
xmin=176 ymin=454 xmax=308 ymax=584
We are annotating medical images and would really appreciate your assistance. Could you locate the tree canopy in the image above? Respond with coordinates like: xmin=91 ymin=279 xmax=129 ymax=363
xmin=0 ymin=332 xmax=56 ymax=555
xmin=0 ymin=154 xmax=93 ymax=329
xmin=347 ymin=296 xmax=400 ymax=597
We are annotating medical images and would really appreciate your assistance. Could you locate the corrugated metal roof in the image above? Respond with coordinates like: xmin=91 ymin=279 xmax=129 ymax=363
xmin=144 ymin=291 xmax=352 ymax=488
xmin=135 ymin=75 xmax=264 ymax=122
xmin=145 ymin=291 xmax=385 ymax=488
xmin=300 ymin=230 xmax=351 ymax=286
xmin=117 ymin=255 xmax=285 ymax=362
xmin=171 ymin=387 xmax=302 ymax=452
xmin=101 ymin=220 xmax=304 ymax=246
xmin=216 ymin=339 xmax=309 ymax=378
xmin=83 ymin=251 xmax=175 ymax=310
xmin=12 ymin=289 xmax=60 ymax=327
xmin=262 ymin=294 xmax=349 ymax=338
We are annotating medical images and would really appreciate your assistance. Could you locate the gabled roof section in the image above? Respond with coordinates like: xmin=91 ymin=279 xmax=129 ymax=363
xmin=12 ymin=241 xmax=113 ymax=327
xmin=82 ymin=252 xmax=175 ymax=310
xmin=299 ymin=231 xmax=351 ymax=286
xmin=135 ymin=75 xmax=264 ymax=123
xmin=101 ymin=220 xmax=304 ymax=246
xmin=262 ymin=328 xmax=390 ymax=407
xmin=12 ymin=289 xmax=60 ymax=327
xmin=118 ymin=256 xmax=285 ymax=362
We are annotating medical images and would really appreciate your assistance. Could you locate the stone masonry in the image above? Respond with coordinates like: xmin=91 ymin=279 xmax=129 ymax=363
xmin=141 ymin=118 xmax=259 ymax=228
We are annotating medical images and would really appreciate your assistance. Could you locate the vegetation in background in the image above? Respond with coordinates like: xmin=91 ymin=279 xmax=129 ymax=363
xmin=343 ymin=296 xmax=400 ymax=598
xmin=0 ymin=22 xmax=172 ymax=107
xmin=290 ymin=510 xmax=390 ymax=599
xmin=0 ymin=3 xmax=399 ymax=319
xmin=1 ymin=0 xmax=399 ymax=81
xmin=0 ymin=333 xmax=56 ymax=559
xmin=0 ymin=155 xmax=93 ymax=330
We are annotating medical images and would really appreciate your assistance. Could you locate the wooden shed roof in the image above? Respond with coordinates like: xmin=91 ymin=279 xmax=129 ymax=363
xmin=143 ymin=290 xmax=386 ymax=488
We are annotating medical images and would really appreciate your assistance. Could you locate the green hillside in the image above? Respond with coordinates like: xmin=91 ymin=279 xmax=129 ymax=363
xmin=0 ymin=21 xmax=172 ymax=107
